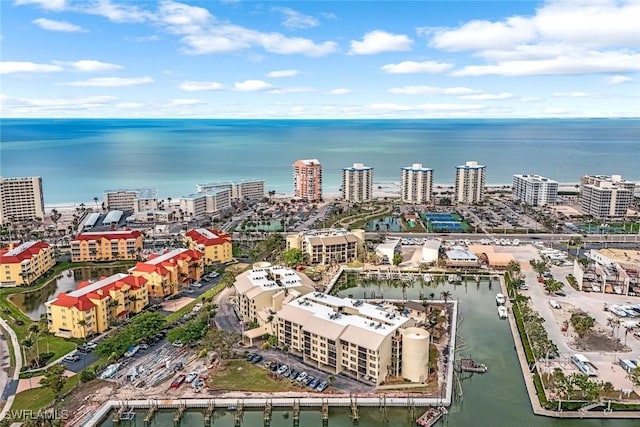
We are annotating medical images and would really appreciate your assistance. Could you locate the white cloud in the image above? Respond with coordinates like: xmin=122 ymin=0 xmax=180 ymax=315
xmin=32 ymin=18 xmax=86 ymax=32
xmin=15 ymin=0 xmax=66 ymax=11
xmin=60 ymin=76 xmax=153 ymax=87
xmin=429 ymin=17 xmax=537 ymax=51
xmin=234 ymin=80 xmax=273 ymax=92
xmin=115 ymin=102 xmax=144 ymax=109
xmin=349 ymin=30 xmax=413 ymax=55
xmin=272 ymin=7 xmax=319 ymax=29
xmin=170 ymin=98 xmax=206 ymax=106
xmin=459 ymin=92 xmax=514 ymax=100
xmin=179 ymin=81 xmax=224 ymax=91
xmin=552 ymin=91 xmax=594 ymax=97
xmin=82 ymin=0 xmax=152 ymax=23
xmin=0 ymin=61 xmax=63 ymax=74
xmin=1 ymin=94 xmax=118 ymax=107
xmin=381 ymin=60 xmax=453 ymax=74
xmin=326 ymin=88 xmax=352 ymax=95
xmin=267 ymin=69 xmax=300 ymax=78
xmin=158 ymin=1 xmax=211 ymax=31
xmin=57 ymin=60 xmax=123 ymax=72
xmin=452 ymin=51 xmax=640 ymax=76
xmin=388 ymin=85 xmax=479 ymax=95
xmin=270 ymin=87 xmax=315 ymax=94
xmin=607 ymin=75 xmax=633 ymax=84
xmin=367 ymin=103 xmax=485 ymax=112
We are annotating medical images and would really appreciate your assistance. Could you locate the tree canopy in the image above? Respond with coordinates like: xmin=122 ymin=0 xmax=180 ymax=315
xmin=39 ymin=364 xmax=66 ymax=398
xmin=282 ymin=248 xmax=304 ymax=267
xmin=570 ymin=312 xmax=595 ymax=339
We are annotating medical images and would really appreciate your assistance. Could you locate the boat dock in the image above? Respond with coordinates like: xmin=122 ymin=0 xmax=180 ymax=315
xmin=456 ymin=356 xmax=488 ymax=374
xmin=416 ymin=406 xmax=447 ymax=427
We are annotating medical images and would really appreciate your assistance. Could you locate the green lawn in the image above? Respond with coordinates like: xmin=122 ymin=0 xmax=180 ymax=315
xmin=10 ymin=372 xmax=81 ymax=414
xmin=207 ymin=359 xmax=299 ymax=392
xmin=166 ymin=282 xmax=226 ymax=323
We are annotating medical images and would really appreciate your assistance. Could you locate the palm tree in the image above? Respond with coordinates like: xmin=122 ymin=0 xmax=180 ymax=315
xmin=21 ymin=337 xmax=34 ymax=367
xmin=29 ymin=324 xmax=41 ymax=364
xmin=440 ymin=290 xmax=452 ymax=304
xmin=76 ymin=319 xmax=87 ymax=340
xmin=93 ymin=197 xmax=99 ymax=210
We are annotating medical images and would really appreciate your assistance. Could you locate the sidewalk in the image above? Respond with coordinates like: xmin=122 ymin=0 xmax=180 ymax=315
xmin=0 ymin=317 xmax=23 ymax=421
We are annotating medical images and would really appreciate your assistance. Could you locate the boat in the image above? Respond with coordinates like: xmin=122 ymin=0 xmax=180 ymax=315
xmin=100 ymin=363 xmax=121 ymax=379
xmin=459 ymin=357 xmax=488 ymax=373
xmin=416 ymin=406 xmax=447 ymax=427
xmin=495 ymin=293 xmax=506 ymax=305
xmin=498 ymin=306 xmax=508 ymax=319
xmin=170 ymin=374 xmax=186 ymax=389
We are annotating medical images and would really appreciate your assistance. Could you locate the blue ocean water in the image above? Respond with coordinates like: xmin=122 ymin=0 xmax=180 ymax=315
xmin=1 ymin=118 xmax=638 ymax=204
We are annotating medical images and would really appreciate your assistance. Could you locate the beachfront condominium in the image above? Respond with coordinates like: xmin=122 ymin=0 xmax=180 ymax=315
xmin=71 ymin=230 xmax=143 ymax=262
xmin=293 ymin=159 xmax=323 ymax=201
xmin=0 ymin=241 xmax=56 ymax=286
xmin=46 ymin=273 xmax=149 ymax=338
xmin=342 ymin=163 xmax=373 ymax=203
xmin=103 ymin=188 xmax=158 ymax=212
xmin=184 ymin=228 xmax=233 ymax=265
xmin=579 ymin=175 xmax=636 ymax=219
xmin=196 ymin=180 xmax=266 ymax=201
xmin=180 ymin=188 xmax=231 ymax=219
xmin=454 ymin=161 xmax=486 ymax=204
xmin=0 ymin=176 xmax=45 ymax=225
xmin=401 ymin=163 xmax=433 ymax=204
xmin=512 ymin=174 xmax=558 ymax=207
xmin=286 ymin=228 xmax=365 ymax=265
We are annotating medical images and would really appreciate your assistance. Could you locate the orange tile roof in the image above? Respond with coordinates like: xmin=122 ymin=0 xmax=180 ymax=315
xmin=73 ymin=230 xmax=142 ymax=242
xmin=186 ymin=228 xmax=231 ymax=246
xmin=52 ymin=293 xmax=96 ymax=311
xmin=0 ymin=241 xmax=50 ymax=263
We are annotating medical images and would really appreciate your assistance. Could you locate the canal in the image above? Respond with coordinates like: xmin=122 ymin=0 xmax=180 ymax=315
xmin=97 ymin=274 xmax=638 ymax=426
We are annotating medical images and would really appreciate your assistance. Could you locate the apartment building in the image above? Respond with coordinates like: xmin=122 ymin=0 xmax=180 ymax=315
xmin=184 ymin=228 xmax=233 ymax=265
xmin=46 ymin=273 xmax=149 ymax=339
xmin=180 ymin=188 xmax=231 ymax=219
xmin=0 ymin=241 xmax=56 ymax=286
xmin=342 ymin=163 xmax=373 ymax=203
xmin=512 ymin=174 xmax=558 ymax=207
xmin=71 ymin=230 xmax=143 ymax=262
xmin=579 ymin=175 xmax=636 ymax=219
xmin=401 ymin=164 xmax=433 ymax=204
xmin=286 ymin=228 xmax=365 ymax=265
xmin=196 ymin=180 xmax=266 ymax=201
xmin=454 ymin=161 xmax=486 ymax=204
xmin=233 ymin=265 xmax=314 ymax=330
xmin=130 ymin=248 xmax=203 ymax=298
xmin=0 ymin=176 xmax=45 ymax=225
xmin=293 ymin=159 xmax=323 ymax=201
xmin=276 ymin=293 xmax=429 ymax=385
xmin=103 ymin=188 xmax=158 ymax=212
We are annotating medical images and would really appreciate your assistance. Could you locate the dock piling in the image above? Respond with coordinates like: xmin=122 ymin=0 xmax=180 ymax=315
xmin=264 ymin=400 xmax=272 ymax=426
xmin=204 ymin=400 xmax=215 ymax=426
xmin=350 ymin=395 xmax=360 ymax=423
xmin=174 ymin=402 xmax=186 ymax=426
xmin=293 ymin=399 xmax=300 ymax=427
xmin=144 ymin=401 xmax=157 ymax=426
xmin=234 ymin=400 xmax=244 ymax=427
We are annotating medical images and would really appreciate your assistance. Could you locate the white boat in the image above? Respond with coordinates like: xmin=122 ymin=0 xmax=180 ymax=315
xmin=512 ymin=239 xmax=520 ymax=246
xmin=423 ymin=274 xmax=432 ymax=283
xmin=100 ymin=363 xmax=121 ymax=379
xmin=498 ymin=306 xmax=508 ymax=319
xmin=495 ymin=293 xmax=506 ymax=305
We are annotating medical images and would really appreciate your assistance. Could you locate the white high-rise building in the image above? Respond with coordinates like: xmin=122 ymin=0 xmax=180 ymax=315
xmin=579 ymin=175 xmax=636 ymax=219
xmin=401 ymin=164 xmax=433 ymax=204
xmin=454 ymin=161 xmax=486 ymax=204
xmin=512 ymin=174 xmax=558 ymax=207
xmin=0 ymin=176 xmax=45 ymax=225
xmin=342 ymin=163 xmax=373 ymax=202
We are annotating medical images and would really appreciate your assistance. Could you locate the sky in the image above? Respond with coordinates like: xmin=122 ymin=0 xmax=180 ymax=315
xmin=1 ymin=0 xmax=639 ymax=118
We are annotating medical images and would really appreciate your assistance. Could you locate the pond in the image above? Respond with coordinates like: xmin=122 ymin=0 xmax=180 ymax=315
xmin=364 ymin=216 xmax=402 ymax=232
xmin=9 ymin=265 xmax=132 ymax=321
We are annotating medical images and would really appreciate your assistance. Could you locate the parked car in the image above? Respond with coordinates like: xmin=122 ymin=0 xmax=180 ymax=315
xmin=63 ymin=353 xmax=80 ymax=362
xmin=277 ymin=365 xmax=289 ymax=375
xmin=186 ymin=371 xmax=198 ymax=383
xmin=246 ymin=352 xmax=256 ymax=361
xmin=85 ymin=342 xmax=98 ymax=350
xmin=192 ymin=282 xmax=203 ymax=288
xmin=308 ymin=378 xmax=319 ymax=389
xmin=172 ymin=340 xmax=185 ymax=348
xmin=549 ymin=300 xmax=561 ymax=309
xmin=288 ymin=369 xmax=298 ymax=379
xmin=252 ymin=355 xmax=263 ymax=364
xmin=316 ymin=381 xmax=328 ymax=392
xmin=296 ymin=372 xmax=308 ymax=382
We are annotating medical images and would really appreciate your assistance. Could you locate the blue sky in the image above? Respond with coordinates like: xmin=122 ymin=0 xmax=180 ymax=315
xmin=1 ymin=0 xmax=639 ymax=118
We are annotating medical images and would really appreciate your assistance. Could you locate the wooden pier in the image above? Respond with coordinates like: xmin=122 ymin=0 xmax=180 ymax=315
xmin=263 ymin=401 xmax=272 ymax=426
xmin=350 ymin=395 xmax=360 ymax=422
xmin=293 ymin=399 xmax=300 ymax=427
xmin=234 ymin=401 xmax=243 ymax=427
xmin=174 ymin=402 xmax=185 ymax=426
xmin=379 ymin=395 xmax=389 ymax=423
xmin=203 ymin=400 xmax=215 ymax=426
xmin=144 ymin=401 xmax=157 ymax=426
xmin=112 ymin=405 xmax=135 ymax=424
xmin=322 ymin=399 xmax=329 ymax=427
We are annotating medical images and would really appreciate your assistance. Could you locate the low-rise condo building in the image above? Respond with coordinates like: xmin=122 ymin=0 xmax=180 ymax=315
xmin=286 ymin=228 xmax=365 ymax=265
xmin=276 ymin=293 xmax=429 ymax=385
xmin=196 ymin=180 xmax=266 ymax=201
xmin=0 ymin=176 xmax=45 ymax=225
xmin=342 ymin=163 xmax=373 ymax=203
xmin=579 ymin=175 xmax=636 ymax=219
xmin=401 ymin=164 xmax=433 ymax=204
xmin=233 ymin=264 xmax=315 ymax=333
xmin=512 ymin=174 xmax=558 ymax=206
xmin=104 ymin=188 xmax=158 ymax=212
xmin=0 ymin=241 xmax=56 ymax=286
xmin=180 ymin=188 xmax=231 ymax=219
xmin=454 ymin=161 xmax=486 ymax=204
xmin=293 ymin=159 xmax=323 ymax=201
xmin=130 ymin=248 xmax=203 ymax=298
xmin=46 ymin=273 xmax=149 ymax=338
xmin=184 ymin=228 xmax=233 ymax=265
xmin=71 ymin=230 xmax=143 ymax=262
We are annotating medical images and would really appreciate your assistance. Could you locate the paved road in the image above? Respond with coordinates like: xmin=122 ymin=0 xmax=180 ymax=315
xmin=0 ymin=317 xmax=21 ymax=421
xmin=214 ymin=288 xmax=242 ymax=334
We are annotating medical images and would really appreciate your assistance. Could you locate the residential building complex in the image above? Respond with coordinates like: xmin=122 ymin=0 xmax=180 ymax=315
xmin=512 ymin=174 xmax=558 ymax=206
xmin=184 ymin=228 xmax=233 ymax=265
xmin=275 ymin=293 xmax=429 ymax=385
xmin=103 ymin=188 xmax=157 ymax=212
xmin=0 ymin=176 xmax=45 ymax=225
xmin=454 ymin=161 xmax=486 ymax=204
xmin=233 ymin=264 xmax=314 ymax=333
xmin=196 ymin=180 xmax=266 ymax=201
xmin=130 ymin=248 xmax=203 ymax=298
xmin=71 ymin=230 xmax=143 ymax=262
xmin=180 ymin=188 xmax=231 ymax=219
xmin=46 ymin=273 xmax=149 ymax=338
xmin=579 ymin=175 xmax=636 ymax=219
xmin=0 ymin=241 xmax=56 ymax=286
xmin=342 ymin=163 xmax=373 ymax=203
xmin=401 ymin=164 xmax=433 ymax=204
xmin=286 ymin=228 xmax=365 ymax=265
xmin=293 ymin=159 xmax=323 ymax=201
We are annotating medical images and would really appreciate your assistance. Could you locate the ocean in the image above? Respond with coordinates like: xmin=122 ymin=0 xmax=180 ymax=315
xmin=1 ymin=118 xmax=638 ymax=204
